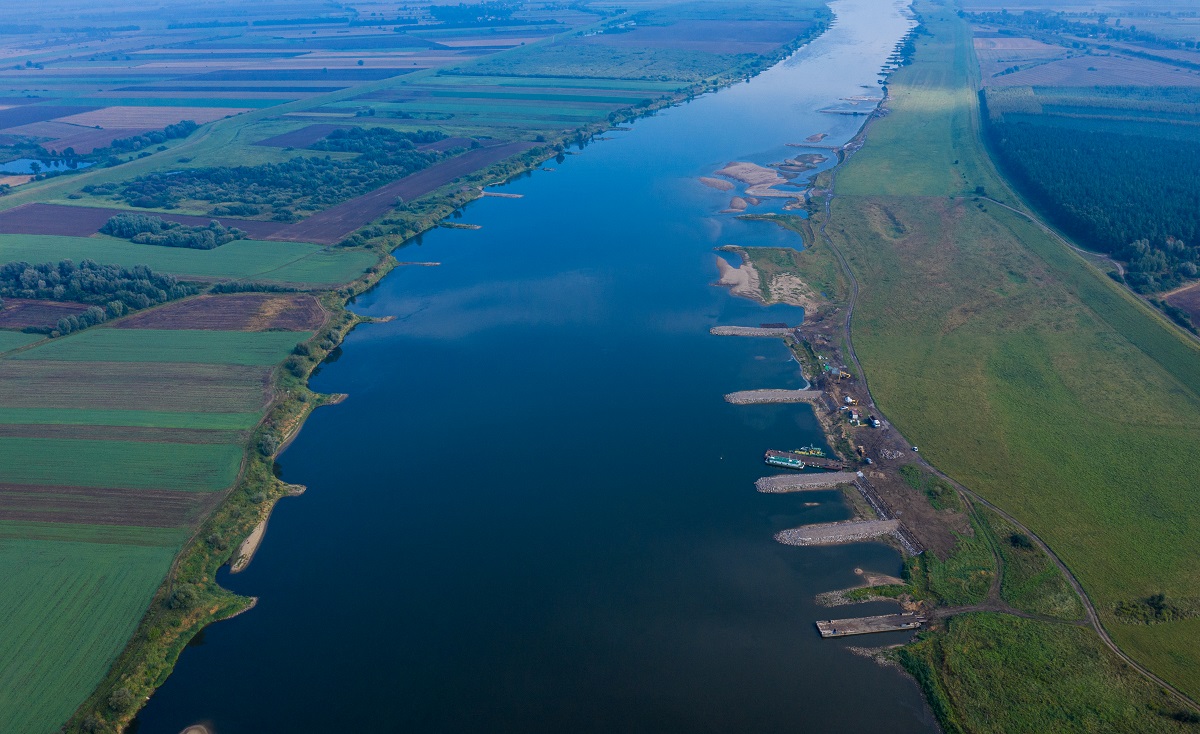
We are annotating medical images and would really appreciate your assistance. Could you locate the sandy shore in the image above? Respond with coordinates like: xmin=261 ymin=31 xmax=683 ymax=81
xmin=714 ymin=254 xmax=763 ymax=303
xmin=230 ymin=518 xmax=267 ymax=573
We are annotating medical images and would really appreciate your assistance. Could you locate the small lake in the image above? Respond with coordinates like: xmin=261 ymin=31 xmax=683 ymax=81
xmin=0 ymin=158 xmax=93 ymax=175
xmin=135 ymin=1 xmax=934 ymax=731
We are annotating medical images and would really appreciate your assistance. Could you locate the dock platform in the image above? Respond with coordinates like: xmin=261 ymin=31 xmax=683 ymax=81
xmin=816 ymin=613 xmax=925 ymax=638
xmin=756 ymin=471 xmax=859 ymax=493
xmin=725 ymin=389 xmax=822 ymax=404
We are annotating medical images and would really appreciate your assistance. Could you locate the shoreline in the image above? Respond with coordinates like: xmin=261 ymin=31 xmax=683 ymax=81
xmin=69 ymin=17 xmax=842 ymax=732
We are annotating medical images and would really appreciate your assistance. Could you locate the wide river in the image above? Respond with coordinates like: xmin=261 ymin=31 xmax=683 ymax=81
xmin=136 ymin=1 xmax=934 ymax=731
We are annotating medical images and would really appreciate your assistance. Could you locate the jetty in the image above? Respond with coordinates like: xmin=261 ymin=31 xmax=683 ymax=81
xmin=725 ymin=389 xmax=822 ymax=404
xmin=816 ymin=613 xmax=925 ymax=638
xmin=481 ymin=191 xmax=523 ymax=198
xmin=775 ymin=519 xmax=899 ymax=546
xmin=710 ymin=326 xmax=794 ymax=337
xmin=756 ymin=471 xmax=859 ymax=493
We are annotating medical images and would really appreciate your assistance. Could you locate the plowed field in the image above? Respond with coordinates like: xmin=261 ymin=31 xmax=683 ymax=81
xmin=116 ymin=293 xmax=325 ymax=331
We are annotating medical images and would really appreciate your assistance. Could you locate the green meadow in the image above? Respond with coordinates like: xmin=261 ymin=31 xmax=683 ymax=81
xmin=14 ymin=328 xmax=309 ymax=366
xmin=0 ymin=538 xmax=177 ymax=734
xmin=830 ymin=0 xmax=1200 ymax=715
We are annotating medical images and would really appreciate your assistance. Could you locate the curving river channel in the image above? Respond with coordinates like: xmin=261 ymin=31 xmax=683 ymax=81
xmin=135 ymin=1 xmax=933 ymax=731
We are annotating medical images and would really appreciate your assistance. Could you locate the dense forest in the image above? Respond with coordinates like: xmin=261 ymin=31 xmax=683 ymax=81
xmin=100 ymin=212 xmax=246 ymax=249
xmin=88 ymin=128 xmax=445 ymax=214
xmin=984 ymin=115 xmax=1200 ymax=293
xmin=309 ymin=127 xmax=446 ymax=157
xmin=0 ymin=259 xmax=195 ymax=334
xmin=967 ymin=9 xmax=1200 ymax=51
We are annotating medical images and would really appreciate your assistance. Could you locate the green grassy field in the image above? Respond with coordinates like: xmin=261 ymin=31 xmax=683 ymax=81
xmin=13 ymin=328 xmax=309 ymax=365
xmin=0 ymin=437 xmax=242 ymax=490
xmin=0 ymin=408 xmax=261 ymax=429
xmin=0 ymin=234 xmax=375 ymax=282
xmin=900 ymin=614 xmax=1194 ymax=734
xmin=982 ymin=508 xmax=1084 ymax=621
xmin=0 ymin=538 xmax=177 ymax=734
xmin=830 ymin=0 xmax=1200 ymax=708
xmin=0 ymin=331 xmax=41 ymax=352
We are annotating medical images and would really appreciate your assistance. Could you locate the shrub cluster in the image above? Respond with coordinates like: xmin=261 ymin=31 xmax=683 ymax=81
xmin=101 ymin=212 xmax=245 ymax=250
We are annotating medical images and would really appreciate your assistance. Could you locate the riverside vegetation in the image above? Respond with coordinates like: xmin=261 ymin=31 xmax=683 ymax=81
xmin=0 ymin=1 xmax=834 ymax=731
xmin=816 ymin=1 xmax=1200 ymax=728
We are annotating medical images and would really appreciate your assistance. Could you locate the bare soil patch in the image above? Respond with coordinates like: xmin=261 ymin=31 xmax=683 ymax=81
xmin=0 ymin=298 xmax=88 ymax=329
xmin=0 ymin=105 xmax=99 ymax=131
xmin=0 ymin=203 xmax=286 ymax=239
xmin=0 ymin=483 xmax=221 ymax=528
xmin=985 ymin=53 xmax=1200 ymax=87
xmin=53 ymin=105 xmax=253 ymax=127
xmin=252 ymin=123 xmax=352 ymax=148
xmin=1166 ymin=281 xmax=1200 ymax=327
xmin=116 ymin=294 xmax=325 ymax=332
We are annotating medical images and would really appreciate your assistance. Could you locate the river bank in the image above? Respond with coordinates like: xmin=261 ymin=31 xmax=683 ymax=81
xmin=127 ymin=2 xmax=939 ymax=731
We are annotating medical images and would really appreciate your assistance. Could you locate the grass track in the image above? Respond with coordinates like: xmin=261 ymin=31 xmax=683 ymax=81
xmin=833 ymin=0 xmax=1200 ymax=706
xmin=0 ymin=538 xmax=175 ymax=734
xmin=13 ymin=328 xmax=310 ymax=365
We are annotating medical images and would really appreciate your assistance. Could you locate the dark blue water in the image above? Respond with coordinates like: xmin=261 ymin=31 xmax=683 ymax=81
xmin=136 ymin=2 xmax=934 ymax=731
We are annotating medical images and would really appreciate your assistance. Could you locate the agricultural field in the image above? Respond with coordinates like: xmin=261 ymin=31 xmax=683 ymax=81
xmin=829 ymin=0 xmax=1200 ymax=722
xmin=0 ymin=2 xmax=839 ymax=731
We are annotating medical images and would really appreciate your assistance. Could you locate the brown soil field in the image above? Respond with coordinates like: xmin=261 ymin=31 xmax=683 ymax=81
xmin=0 ymin=483 xmax=221 ymax=527
xmin=0 ymin=361 xmax=272 ymax=412
xmin=270 ymin=140 xmax=537 ymax=244
xmin=0 ymin=298 xmax=88 ymax=329
xmin=1166 ymin=282 xmax=1200 ymax=326
xmin=0 ymin=105 xmax=99 ymax=131
xmin=0 ymin=203 xmax=287 ymax=239
xmin=584 ymin=20 xmax=810 ymax=54
xmin=116 ymin=294 xmax=325 ymax=332
xmin=52 ymin=105 xmax=254 ymax=127
xmin=985 ymin=53 xmax=1200 ymax=87
xmin=190 ymin=68 xmax=403 ymax=82
xmin=253 ymin=123 xmax=352 ymax=148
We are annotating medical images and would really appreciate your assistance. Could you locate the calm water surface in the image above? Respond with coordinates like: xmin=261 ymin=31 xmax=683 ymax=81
xmin=137 ymin=2 xmax=934 ymax=731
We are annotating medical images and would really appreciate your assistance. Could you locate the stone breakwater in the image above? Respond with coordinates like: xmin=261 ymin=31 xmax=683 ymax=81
xmin=775 ymin=519 xmax=900 ymax=546
xmin=724 ymin=389 xmax=823 ymax=404
xmin=756 ymin=471 xmax=860 ymax=493
xmin=710 ymin=326 xmax=794 ymax=337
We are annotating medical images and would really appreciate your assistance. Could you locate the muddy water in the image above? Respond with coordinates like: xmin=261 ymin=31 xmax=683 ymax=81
xmin=135 ymin=2 xmax=935 ymax=731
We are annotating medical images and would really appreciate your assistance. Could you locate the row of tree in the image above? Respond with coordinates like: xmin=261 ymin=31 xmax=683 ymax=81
xmin=0 ymin=260 xmax=195 ymax=334
xmin=100 ymin=212 xmax=246 ymax=249
xmin=983 ymin=114 xmax=1200 ymax=293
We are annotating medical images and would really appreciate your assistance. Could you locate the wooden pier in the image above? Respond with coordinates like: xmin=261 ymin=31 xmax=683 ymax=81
xmin=816 ymin=613 xmax=925 ymax=638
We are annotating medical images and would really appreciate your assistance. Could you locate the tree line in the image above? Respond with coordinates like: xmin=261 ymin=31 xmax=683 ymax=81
xmin=0 ymin=259 xmax=195 ymax=335
xmin=100 ymin=212 xmax=246 ymax=249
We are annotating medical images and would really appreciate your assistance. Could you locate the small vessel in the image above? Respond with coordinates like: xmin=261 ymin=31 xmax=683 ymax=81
xmin=792 ymin=445 xmax=826 ymax=457
xmin=765 ymin=450 xmax=806 ymax=470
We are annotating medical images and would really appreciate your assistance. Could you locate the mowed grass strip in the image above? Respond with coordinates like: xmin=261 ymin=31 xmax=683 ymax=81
xmin=0 ymin=538 xmax=175 ymax=734
xmin=832 ymin=2 xmax=1200 ymax=698
xmin=0 ymin=437 xmax=243 ymax=491
xmin=13 ymin=328 xmax=310 ymax=365
xmin=0 ymin=234 xmax=375 ymax=284
xmin=0 ymin=361 xmax=271 ymax=413
xmin=0 ymin=408 xmax=260 ymax=429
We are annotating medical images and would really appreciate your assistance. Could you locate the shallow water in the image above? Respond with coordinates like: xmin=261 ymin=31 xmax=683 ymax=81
xmin=135 ymin=2 xmax=935 ymax=731
xmin=0 ymin=158 xmax=92 ymax=174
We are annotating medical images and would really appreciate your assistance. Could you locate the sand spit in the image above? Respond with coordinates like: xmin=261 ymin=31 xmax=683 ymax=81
xmin=230 ymin=518 xmax=267 ymax=573
xmin=806 ymin=132 xmax=829 ymax=143
xmin=723 ymin=196 xmax=749 ymax=213
xmin=714 ymin=254 xmax=763 ymax=303
xmin=699 ymin=176 xmax=734 ymax=191
xmin=714 ymin=161 xmax=795 ymax=197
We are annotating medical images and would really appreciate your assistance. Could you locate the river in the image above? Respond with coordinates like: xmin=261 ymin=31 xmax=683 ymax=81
xmin=134 ymin=1 xmax=933 ymax=731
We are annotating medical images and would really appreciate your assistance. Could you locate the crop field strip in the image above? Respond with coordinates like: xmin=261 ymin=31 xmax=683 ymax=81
xmin=11 ymin=328 xmax=309 ymax=365
xmin=831 ymin=1 xmax=1200 ymax=718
